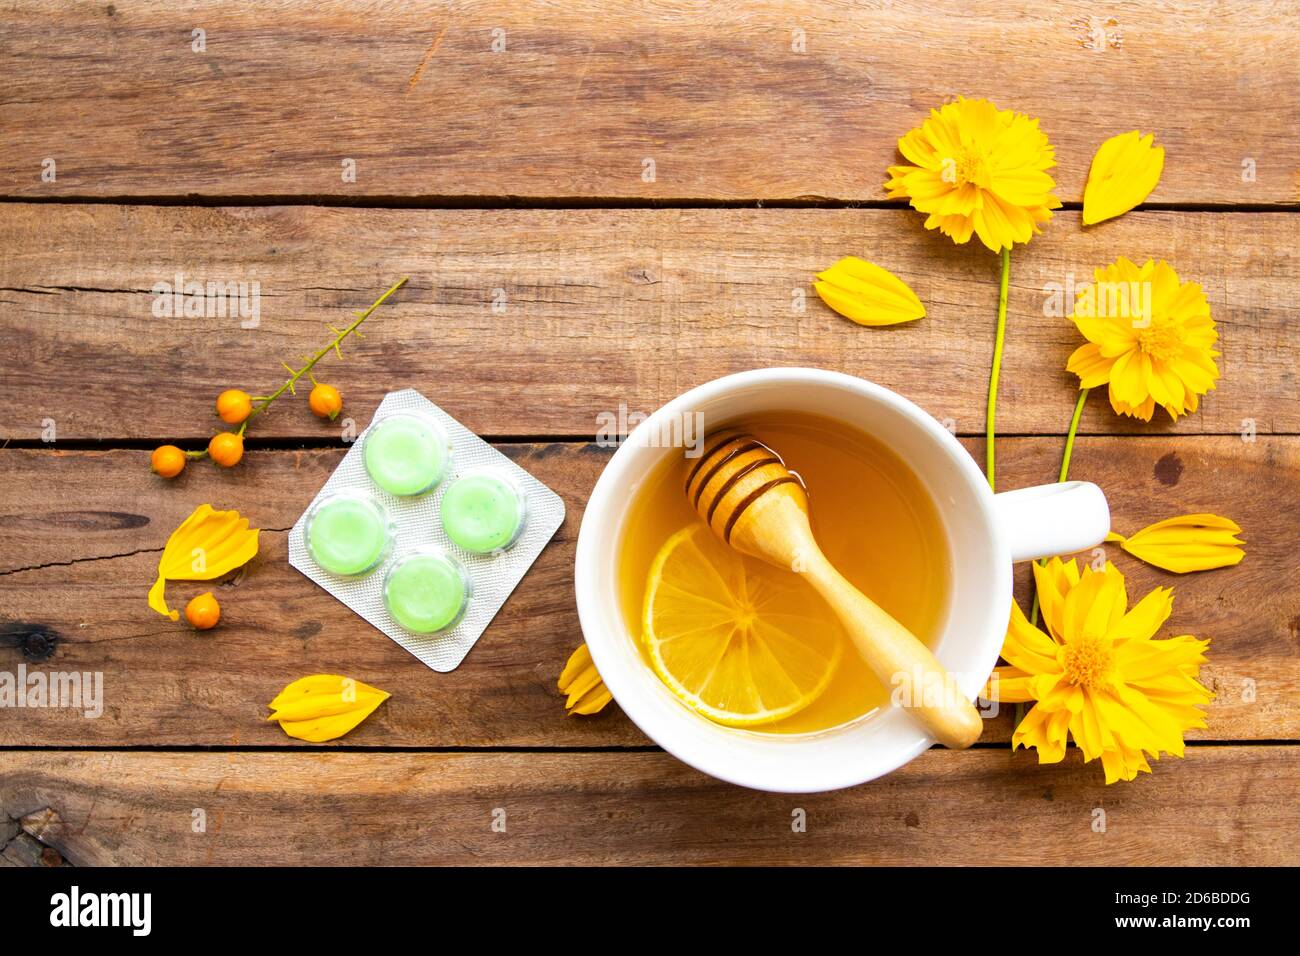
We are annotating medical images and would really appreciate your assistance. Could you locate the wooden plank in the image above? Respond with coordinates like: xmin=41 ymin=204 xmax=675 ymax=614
xmin=1 ymin=747 xmax=1295 ymax=865
xmin=1 ymin=2 xmax=1295 ymax=203
xmin=1 ymin=436 xmax=1293 ymax=747
xmin=1 ymin=206 xmax=1295 ymax=441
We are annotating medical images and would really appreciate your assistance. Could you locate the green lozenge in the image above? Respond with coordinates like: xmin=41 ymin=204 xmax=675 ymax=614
xmin=363 ymin=413 xmax=450 ymax=496
xmin=305 ymin=493 xmax=392 ymax=576
xmin=440 ymin=469 xmax=527 ymax=554
xmin=383 ymin=549 xmax=470 ymax=634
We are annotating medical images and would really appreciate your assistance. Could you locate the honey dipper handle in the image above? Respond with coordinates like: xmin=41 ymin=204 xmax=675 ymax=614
xmin=803 ymin=556 xmax=984 ymax=750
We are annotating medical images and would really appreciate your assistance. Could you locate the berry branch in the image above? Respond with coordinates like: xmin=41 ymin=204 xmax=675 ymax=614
xmin=151 ymin=277 xmax=409 ymax=477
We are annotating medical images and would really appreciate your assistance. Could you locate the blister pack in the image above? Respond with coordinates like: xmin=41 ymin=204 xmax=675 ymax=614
xmin=288 ymin=388 xmax=565 ymax=671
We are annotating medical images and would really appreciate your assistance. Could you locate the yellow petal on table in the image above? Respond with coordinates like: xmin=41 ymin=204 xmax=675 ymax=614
xmin=268 ymin=676 xmax=390 ymax=722
xmin=275 ymin=710 xmax=383 ymax=743
xmin=1082 ymin=131 xmax=1164 ymax=226
xmin=558 ymin=643 xmax=613 ymax=715
xmin=813 ymin=257 xmax=926 ymax=326
xmin=148 ymin=504 xmax=260 ymax=620
xmin=267 ymin=674 xmax=390 ymax=742
xmin=1108 ymin=513 xmax=1244 ymax=573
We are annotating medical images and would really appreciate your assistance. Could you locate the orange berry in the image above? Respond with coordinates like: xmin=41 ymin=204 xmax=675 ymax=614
xmin=185 ymin=592 xmax=221 ymax=630
xmin=216 ymin=389 xmax=254 ymax=424
xmin=208 ymin=431 xmax=245 ymax=467
xmin=150 ymin=444 xmax=187 ymax=479
xmin=309 ymin=383 xmax=343 ymax=420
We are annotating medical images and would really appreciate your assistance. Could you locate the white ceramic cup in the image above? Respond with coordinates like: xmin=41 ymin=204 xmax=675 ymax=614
xmin=575 ymin=368 xmax=1110 ymax=792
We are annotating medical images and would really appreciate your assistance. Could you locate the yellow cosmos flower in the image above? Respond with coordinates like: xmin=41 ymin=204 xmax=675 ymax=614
xmin=813 ymin=256 xmax=926 ymax=326
xmin=1108 ymin=514 xmax=1244 ymax=573
xmin=885 ymin=96 xmax=1061 ymax=252
xmin=1067 ymin=257 xmax=1219 ymax=421
xmin=1082 ymin=130 xmax=1164 ymax=226
xmin=986 ymin=558 xmax=1213 ymax=784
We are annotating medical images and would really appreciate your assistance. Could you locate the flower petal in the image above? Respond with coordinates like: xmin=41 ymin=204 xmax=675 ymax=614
xmin=1032 ymin=557 xmax=1078 ymax=643
xmin=1066 ymin=342 xmax=1114 ymax=388
xmin=1082 ymin=131 xmax=1164 ymax=225
xmin=1110 ymin=586 xmax=1174 ymax=643
xmin=984 ymin=666 xmax=1036 ymax=703
xmin=1002 ymin=599 xmax=1063 ymax=675
xmin=268 ymin=674 xmax=390 ymax=742
xmin=150 ymin=504 xmax=260 ymax=619
xmin=1114 ymin=513 xmax=1245 ymax=573
xmin=1012 ymin=703 xmax=1068 ymax=763
xmin=813 ymin=257 xmax=926 ymax=326
xmin=558 ymin=643 xmax=614 ymax=715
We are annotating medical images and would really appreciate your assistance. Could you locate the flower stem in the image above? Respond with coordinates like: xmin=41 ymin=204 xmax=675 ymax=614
xmin=169 ymin=278 xmax=409 ymax=462
xmin=985 ymin=246 xmax=1011 ymax=490
xmin=1056 ymin=387 xmax=1090 ymax=483
xmin=244 ymin=276 xmax=409 ymax=426
xmin=1030 ymin=387 xmax=1091 ymax=626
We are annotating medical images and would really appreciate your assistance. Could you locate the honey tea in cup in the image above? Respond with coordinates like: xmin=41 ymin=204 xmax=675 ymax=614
xmin=576 ymin=368 xmax=1109 ymax=792
xmin=616 ymin=411 xmax=949 ymax=735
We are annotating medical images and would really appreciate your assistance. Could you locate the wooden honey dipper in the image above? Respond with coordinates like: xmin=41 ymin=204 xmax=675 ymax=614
xmin=685 ymin=431 xmax=984 ymax=749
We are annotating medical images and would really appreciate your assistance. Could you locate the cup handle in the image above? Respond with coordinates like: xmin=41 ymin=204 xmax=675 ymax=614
xmin=992 ymin=481 xmax=1110 ymax=563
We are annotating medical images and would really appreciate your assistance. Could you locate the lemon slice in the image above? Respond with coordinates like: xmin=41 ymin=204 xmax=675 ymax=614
xmin=642 ymin=524 xmax=845 ymax=727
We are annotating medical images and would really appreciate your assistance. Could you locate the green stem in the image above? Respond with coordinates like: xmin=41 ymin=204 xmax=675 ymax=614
xmin=1029 ymin=387 xmax=1091 ymax=626
xmin=167 ymin=278 xmax=409 ymax=462
xmin=985 ymin=246 xmax=1011 ymax=490
xmin=245 ymin=276 xmax=409 ymax=426
xmin=1056 ymin=387 xmax=1089 ymax=483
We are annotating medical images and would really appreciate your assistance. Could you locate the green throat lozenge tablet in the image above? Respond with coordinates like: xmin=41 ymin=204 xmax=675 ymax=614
xmin=440 ymin=469 xmax=528 ymax=554
xmin=363 ymin=413 xmax=450 ymax=496
xmin=305 ymin=493 xmax=392 ymax=576
xmin=383 ymin=549 xmax=470 ymax=634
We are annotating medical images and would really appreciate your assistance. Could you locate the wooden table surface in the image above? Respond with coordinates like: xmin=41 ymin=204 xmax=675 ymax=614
xmin=1 ymin=1 xmax=1297 ymax=866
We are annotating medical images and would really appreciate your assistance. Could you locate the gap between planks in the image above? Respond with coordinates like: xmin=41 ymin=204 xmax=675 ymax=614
xmin=1 ymin=196 xmax=1299 ymax=212
xmin=5 ymin=432 xmax=1297 ymax=451
xmin=0 ymin=740 xmax=1297 ymax=753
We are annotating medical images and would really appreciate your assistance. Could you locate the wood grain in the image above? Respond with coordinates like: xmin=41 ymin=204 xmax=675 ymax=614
xmin=2 ymin=747 xmax=1295 ymax=865
xmin=1 ymin=437 xmax=1293 ymax=747
xmin=1 ymin=0 xmax=1295 ymax=870
xmin=1 ymin=205 xmax=1295 ymax=441
xmin=1 ymin=1 xmax=1296 ymax=203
